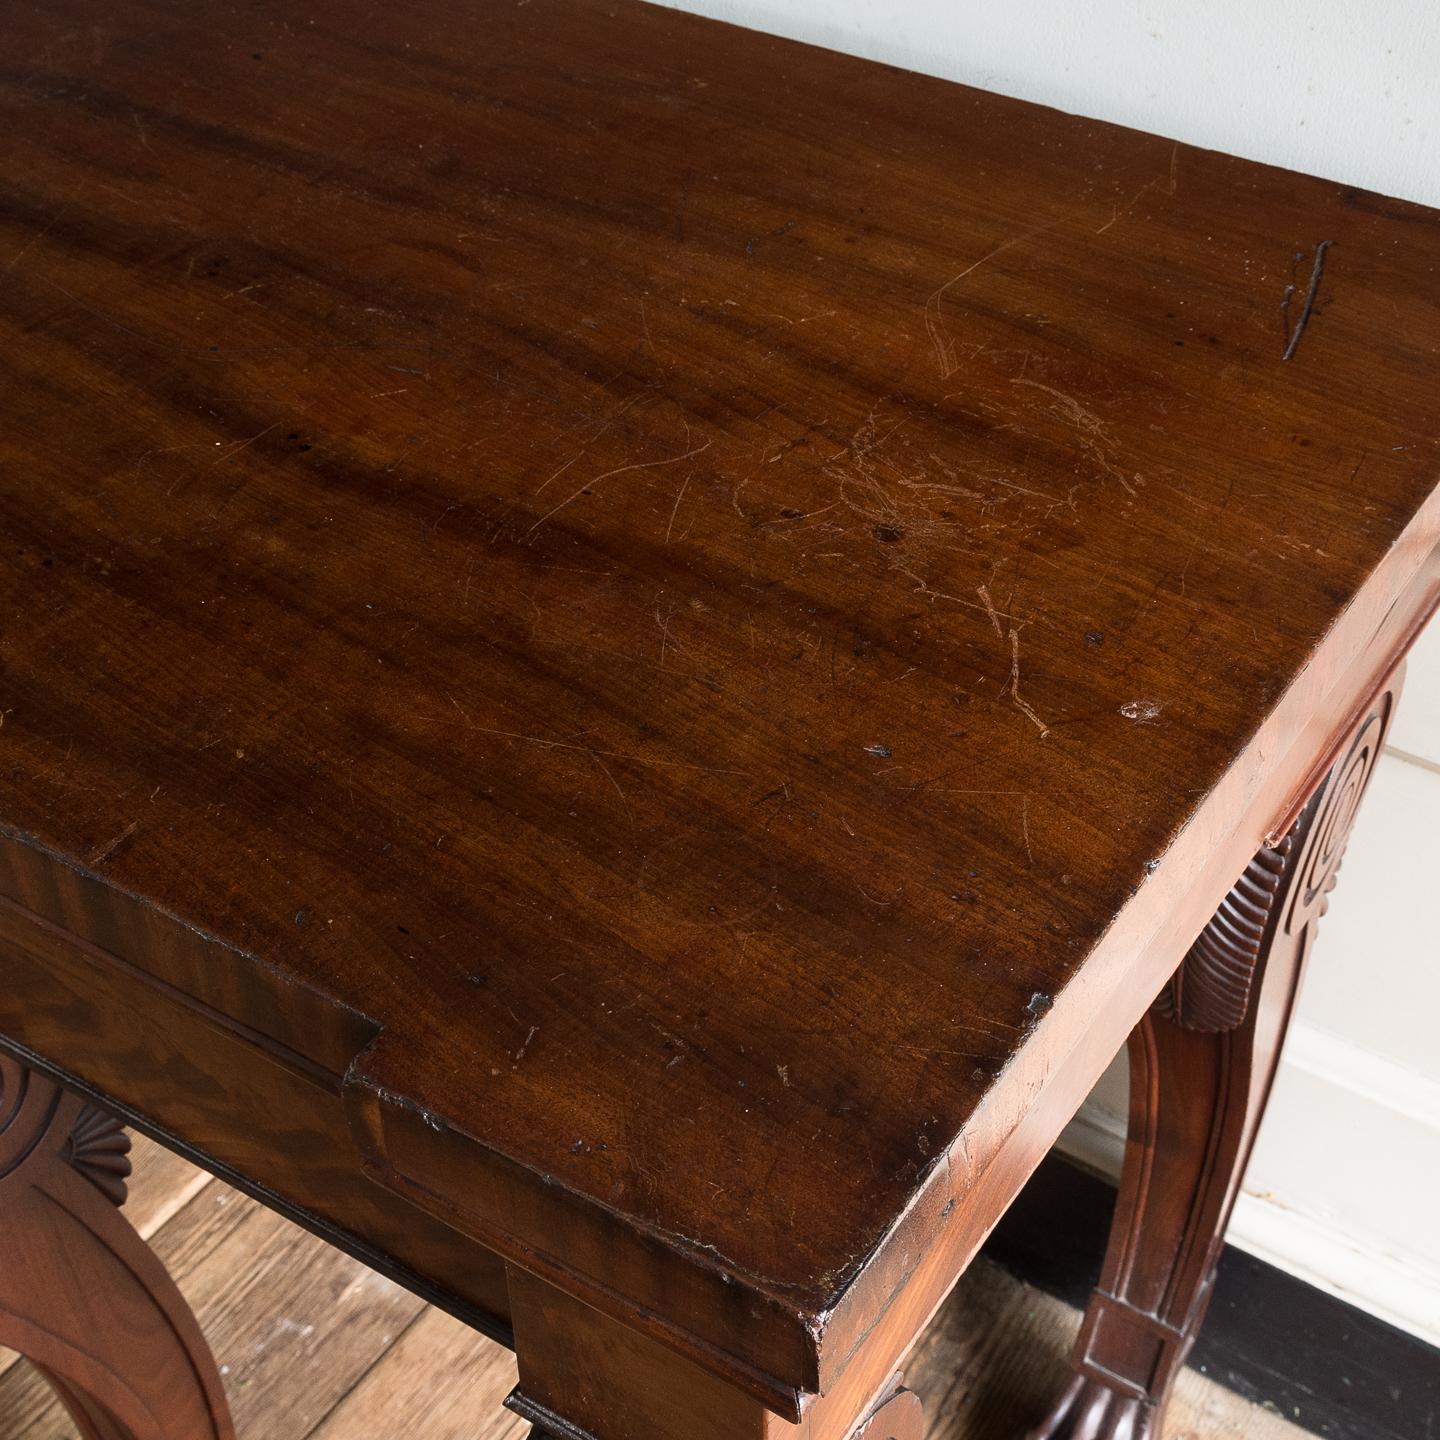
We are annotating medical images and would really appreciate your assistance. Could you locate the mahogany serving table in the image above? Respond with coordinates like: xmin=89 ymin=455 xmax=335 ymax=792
xmin=1 ymin=1 xmax=1437 ymax=1437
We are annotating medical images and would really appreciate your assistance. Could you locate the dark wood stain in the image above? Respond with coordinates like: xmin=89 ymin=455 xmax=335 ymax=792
xmin=0 ymin=0 xmax=1437 ymax=1420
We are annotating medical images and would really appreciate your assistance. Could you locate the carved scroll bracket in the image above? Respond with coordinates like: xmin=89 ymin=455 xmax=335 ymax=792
xmin=1155 ymin=689 xmax=1391 ymax=1034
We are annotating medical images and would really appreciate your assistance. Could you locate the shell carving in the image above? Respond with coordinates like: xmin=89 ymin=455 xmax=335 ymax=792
xmin=63 ymin=1103 xmax=132 ymax=1207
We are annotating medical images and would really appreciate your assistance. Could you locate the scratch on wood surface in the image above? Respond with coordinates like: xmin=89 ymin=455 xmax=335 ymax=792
xmin=89 ymin=821 xmax=138 ymax=866
xmin=976 ymin=584 xmax=1004 ymax=638
xmin=1096 ymin=154 xmax=1175 ymax=235
xmin=450 ymin=715 xmax=753 ymax=778
xmin=201 ymin=423 xmax=282 ymax=478
xmin=1095 ymin=174 xmax=1161 ymax=235
xmin=897 ymin=565 xmax=1023 ymax=629
xmin=924 ymin=220 xmax=1060 ymax=378
xmin=1011 ymin=379 xmax=1138 ymax=497
xmin=583 ymin=747 xmax=635 ymax=825
xmin=514 ymin=1025 xmax=538 ymax=1063
xmin=1006 ymin=627 xmax=1051 ymax=738
xmin=664 ymin=471 xmax=693 ymax=543
xmin=531 ymin=392 xmax=658 ymax=504
xmin=3 ymin=204 xmax=68 ymax=275
xmin=1010 ymin=379 xmax=1106 ymax=437
xmin=529 ymin=438 xmax=712 ymax=532
xmin=533 ymin=449 xmax=584 ymax=497
xmin=1282 ymin=240 xmax=1333 ymax=361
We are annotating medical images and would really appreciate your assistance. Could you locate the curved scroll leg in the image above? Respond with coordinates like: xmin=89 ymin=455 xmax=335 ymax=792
xmin=1027 ymin=683 xmax=1396 ymax=1440
xmin=0 ymin=1057 xmax=234 ymax=1440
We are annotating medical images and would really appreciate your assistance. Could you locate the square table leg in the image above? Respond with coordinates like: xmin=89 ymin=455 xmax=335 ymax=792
xmin=507 ymin=1264 xmax=930 ymax=1440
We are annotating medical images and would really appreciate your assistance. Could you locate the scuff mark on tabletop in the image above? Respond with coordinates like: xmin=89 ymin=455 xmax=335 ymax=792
xmin=744 ymin=219 xmax=795 ymax=256
xmin=1120 ymin=699 xmax=1163 ymax=723
xmin=528 ymin=435 xmax=711 ymax=532
xmin=1005 ymin=628 xmax=1051 ymax=738
xmin=88 ymin=821 xmax=139 ymax=866
xmin=1281 ymin=241 xmax=1333 ymax=361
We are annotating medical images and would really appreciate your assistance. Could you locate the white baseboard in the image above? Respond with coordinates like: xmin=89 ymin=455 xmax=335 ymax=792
xmin=1055 ymin=1100 xmax=1126 ymax=1179
xmin=1056 ymin=1019 xmax=1440 ymax=1348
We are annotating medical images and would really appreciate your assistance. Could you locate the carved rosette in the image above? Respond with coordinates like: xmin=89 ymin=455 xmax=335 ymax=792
xmin=1284 ymin=700 xmax=1388 ymax=940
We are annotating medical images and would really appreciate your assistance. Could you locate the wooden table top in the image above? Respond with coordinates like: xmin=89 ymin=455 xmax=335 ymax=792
xmin=2 ymin=0 xmax=1438 ymax=1411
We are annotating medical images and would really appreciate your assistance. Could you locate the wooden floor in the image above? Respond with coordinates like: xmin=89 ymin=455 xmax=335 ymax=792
xmin=0 ymin=1136 xmax=1315 ymax=1440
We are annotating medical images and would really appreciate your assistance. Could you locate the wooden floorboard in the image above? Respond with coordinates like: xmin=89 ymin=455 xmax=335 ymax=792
xmin=0 ymin=1144 xmax=1315 ymax=1439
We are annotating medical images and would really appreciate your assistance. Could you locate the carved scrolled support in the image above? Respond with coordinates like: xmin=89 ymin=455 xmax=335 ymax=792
xmin=0 ymin=1056 xmax=234 ymax=1440
xmin=1027 ymin=679 xmax=1397 ymax=1440
xmin=851 ymin=1379 xmax=925 ymax=1440
xmin=1152 ymin=837 xmax=1292 ymax=1032
xmin=1153 ymin=694 xmax=1388 ymax=1038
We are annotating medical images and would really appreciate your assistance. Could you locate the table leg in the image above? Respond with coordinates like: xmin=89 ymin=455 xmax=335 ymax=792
xmin=512 ymin=1380 xmax=924 ymax=1440
xmin=0 ymin=1057 xmax=234 ymax=1440
xmin=506 ymin=1264 xmax=928 ymax=1440
xmin=1027 ymin=683 xmax=1396 ymax=1440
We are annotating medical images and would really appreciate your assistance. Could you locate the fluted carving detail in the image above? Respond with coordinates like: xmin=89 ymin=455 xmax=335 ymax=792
xmin=1155 ymin=690 xmax=1388 ymax=1036
xmin=1153 ymin=835 xmax=1292 ymax=1032
xmin=63 ymin=1103 xmax=132 ymax=1207
xmin=0 ymin=1055 xmax=61 ymax=1183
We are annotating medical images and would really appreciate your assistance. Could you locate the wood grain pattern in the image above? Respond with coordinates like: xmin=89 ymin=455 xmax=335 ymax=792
xmin=308 ymin=1307 xmax=528 ymax=1440
xmin=0 ymin=0 xmax=1437 ymax=1420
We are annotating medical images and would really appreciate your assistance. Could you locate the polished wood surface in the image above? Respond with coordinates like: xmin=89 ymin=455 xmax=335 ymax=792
xmin=1 ymin=0 xmax=1438 ymax=1426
